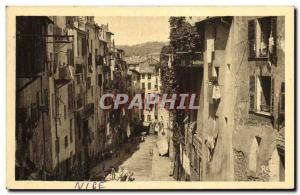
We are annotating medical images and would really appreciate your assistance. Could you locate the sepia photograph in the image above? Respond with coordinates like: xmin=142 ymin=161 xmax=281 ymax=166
xmin=6 ymin=6 xmax=294 ymax=190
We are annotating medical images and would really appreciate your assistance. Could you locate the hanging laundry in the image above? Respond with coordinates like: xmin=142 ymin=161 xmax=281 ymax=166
xmin=126 ymin=124 xmax=131 ymax=138
xmin=154 ymin=122 xmax=159 ymax=133
xmin=212 ymin=66 xmax=218 ymax=78
xmin=182 ymin=151 xmax=191 ymax=175
xmin=212 ymin=85 xmax=221 ymax=100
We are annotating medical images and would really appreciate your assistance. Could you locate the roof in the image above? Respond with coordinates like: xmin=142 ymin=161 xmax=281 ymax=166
xmin=185 ymin=16 xmax=207 ymax=25
xmin=125 ymin=56 xmax=148 ymax=64
xmin=139 ymin=61 xmax=156 ymax=74
xmin=194 ymin=16 xmax=233 ymax=26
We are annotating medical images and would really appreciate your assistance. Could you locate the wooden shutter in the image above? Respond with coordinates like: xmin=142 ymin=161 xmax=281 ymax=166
xmin=280 ymin=82 xmax=285 ymax=114
xmin=249 ymin=76 xmax=256 ymax=112
xmin=82 ymin=38 xmax=87 ymax=56
xmin=67 ymin=49 xmax=72 ymax=65
xmin=270 ymin=17 xmax=277 ymax=65
xmin=248 ymin=20 xmax=256 ymax=59
xmin=270 ymin=78 xmax=275 ymax=115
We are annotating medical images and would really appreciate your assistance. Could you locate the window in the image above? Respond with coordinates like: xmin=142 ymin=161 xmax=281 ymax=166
xmin=88 ymin=53 xmax=92 ymax=65
xmin=142 ymin=74 xmax=145 ymax=79
xmin=248 ymin=17 xmax=277 ymax=60
xmin=147 ymin=115 xmax=151 ymax=122
xmin=64 ymin=105 xmax=67 ymax=120
xmin=142 ymin=82 xmax=145 ymax=89
xmin=148 ymin=83 xmax=151 ymax=90
xmin=148 ymin=74 xmax=151 ymax=80
xmin=249 ymin=76 xmax=274 ymax=116
xmin=67 ymin=49 xmax=74 ymax=65
xmin=68 ymin=83 xmax=74 ymax=110
xmin=98 ymin=74 xmax=102 ymax=86
xmin=64 ymin=136 xmax=68 ymax=148
xmin=70 ymin=119 xmax=73 ymax=143
xmin=44 ymin=89 xmax=48 ymax=106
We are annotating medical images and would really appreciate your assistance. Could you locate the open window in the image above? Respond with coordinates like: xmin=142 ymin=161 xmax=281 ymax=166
xmin=249 ymin=75 xmax=274 ymax=116
xmin=248 ymin=17 xmax=277 ymax=62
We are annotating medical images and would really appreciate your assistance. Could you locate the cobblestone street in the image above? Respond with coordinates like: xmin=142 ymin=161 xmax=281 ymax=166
xmin=121 ymin=135 xmax=174 ymax=181
xmin=90 ymin=135 xmax=174 ymax=181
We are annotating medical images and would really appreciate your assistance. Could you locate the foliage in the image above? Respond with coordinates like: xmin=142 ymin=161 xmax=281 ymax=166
xmin=169 ymin=17 xmax=201 ymax=52
xmin=159 ymin=17 xmax=202 ymax=136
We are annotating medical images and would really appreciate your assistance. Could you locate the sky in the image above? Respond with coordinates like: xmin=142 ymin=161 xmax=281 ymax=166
xmin=95 ymin=17 xmax=170 ymax=46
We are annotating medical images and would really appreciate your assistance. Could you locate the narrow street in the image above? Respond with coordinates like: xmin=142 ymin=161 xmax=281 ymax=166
xmin=90 ymin=135 xmax=174 ymax=181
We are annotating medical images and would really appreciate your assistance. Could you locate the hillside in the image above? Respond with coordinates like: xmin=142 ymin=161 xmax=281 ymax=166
xmin=117 ymin=41 xmax=168 ymax=57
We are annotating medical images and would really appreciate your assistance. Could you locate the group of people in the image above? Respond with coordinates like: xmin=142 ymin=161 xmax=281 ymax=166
xmin=105 ymin=166 xmax=135 ymax=182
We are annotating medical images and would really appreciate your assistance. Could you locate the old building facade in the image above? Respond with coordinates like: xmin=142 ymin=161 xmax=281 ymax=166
xmin=15 ymin=16 xmax=131 ymax=180
xmin=164 ymin=16 xmax=285 ymax=181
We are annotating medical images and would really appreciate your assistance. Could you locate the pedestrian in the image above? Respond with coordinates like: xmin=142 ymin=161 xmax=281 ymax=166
xmin=111 ymin=167 xmax=116 ymax=180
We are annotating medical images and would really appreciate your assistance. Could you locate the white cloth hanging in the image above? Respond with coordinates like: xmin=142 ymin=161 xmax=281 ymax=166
xmin=126 ymin=124 xmax=131 ymax=138
xmin=212 ymin=66 xmax=218 ymax=78
xmin=167 ymin=54 xmax=173 ymax=68
xmin=212 ymin=85 xmax=221 ymax=100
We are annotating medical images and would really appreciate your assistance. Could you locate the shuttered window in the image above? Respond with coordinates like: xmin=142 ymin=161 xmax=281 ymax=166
xmin=280 ymin=82 xmax=285 ymax=114
xmin=67 ymin=49 xmax=74 ymax=65
xmin=270 ymin=78 xmax=275 ymax=115
xmin=68 ymin=83 xmax=74 ymax=110
xmin=248 ymin=20 xmax=256 ymax=59
xmin=249 ymin=76 xmax=256 ymax=112
xmin=270 ymin=17 xmax=277 ymax=64
xmin=98 ymin=74 xmax=102 ymax=86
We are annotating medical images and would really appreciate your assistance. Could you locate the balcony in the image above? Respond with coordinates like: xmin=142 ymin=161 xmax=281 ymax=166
xmin=54 ymin=65 xmax=74 ymax=85
xmin=176 ymin=51 xmax=204 ymax=68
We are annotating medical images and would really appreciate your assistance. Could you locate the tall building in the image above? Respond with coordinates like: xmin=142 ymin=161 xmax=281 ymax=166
xmin=15 ymin=16 xmax=130 ymax=181
xmin=164 ymin=16 xmax=285 ymax=182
